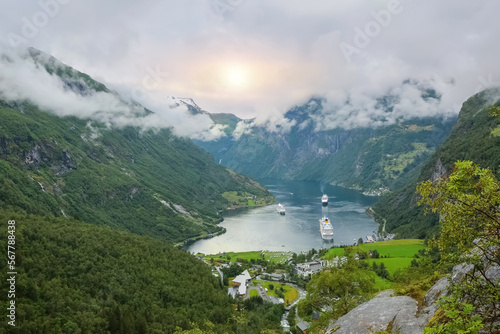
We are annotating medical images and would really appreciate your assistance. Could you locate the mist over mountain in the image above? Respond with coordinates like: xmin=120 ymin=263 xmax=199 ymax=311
xmin=196 ymin=90 xmax=457 ymax=193
xmin=0 ymin=47 xmax=226 ymax=141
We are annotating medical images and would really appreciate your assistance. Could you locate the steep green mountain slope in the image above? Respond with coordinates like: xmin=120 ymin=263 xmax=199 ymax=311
xmin=0 ymin=210 xmax=284 ymax=333
xmin=0 ymin=100 xmax=274 ymax=244
xmin=0 ymin=50 xmax=274 ymax=244
xmin=0 ymin=49 xmax=282 ymax=333
xmin=371 ymin=88 xmax=500 ymax=238
xmin=196 ymin=98 xmax=455 ymax=193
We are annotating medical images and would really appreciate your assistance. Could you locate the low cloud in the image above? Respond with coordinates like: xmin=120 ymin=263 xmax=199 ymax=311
xmin=0 ymin=1 xmax=499 ymax=139
xmin=231 ymin=78 xmax=463 ymax=136
xmin=312 ymin=79 xmax=457 ymax=131
xmin=232 ymin=111 xmax=297 ymax=140
xmin=232 ymin=120 xmax=253 ymax=141
xmin=0 ymin=47 xmax=225 ymax=141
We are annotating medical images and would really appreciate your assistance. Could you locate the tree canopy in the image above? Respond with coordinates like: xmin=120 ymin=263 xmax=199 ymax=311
xmin=417 ymin=107 xmax=500 ymax=333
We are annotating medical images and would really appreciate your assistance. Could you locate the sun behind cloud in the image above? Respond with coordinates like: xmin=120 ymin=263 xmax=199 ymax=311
xmin=223 ymin=64 xmax=249 ymax=90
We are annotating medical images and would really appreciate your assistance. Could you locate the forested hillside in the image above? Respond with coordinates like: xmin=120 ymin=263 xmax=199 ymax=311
xmin=0 ymin=50 xmax=274 ymax=244
xmin=0 ymin=210 xmax=283 ymax=333
xmin=371 ymin=88 xmax=500 ymax=238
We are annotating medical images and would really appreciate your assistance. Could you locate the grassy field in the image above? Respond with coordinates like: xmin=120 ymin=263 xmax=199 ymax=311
xmin=381 ymin=142 xmax=432 ymax=178
xmin=373 ymin=275 xmax=393 ymax=290
xmin=323 ymin=240 xmax=424 ymax=287
xmin=283 ymin=285 xmax=299 ymax=305
xmin=253 ymin=280 xmax=299 ymax=305
xmin=323 ymin=239 xmax=425 ymax=260
xmin=221 ymin=191 xmax=270 ymax=208
xmin=206 ymin=240 xmax=424 ymax=295
xmin=250 ymin=289 xmax=259 ymax=297
xmin=202 ymin=250 xmax=293 ymax=264
xmin=358 ymin=239 xmax=425 ymax=257
xmin=366 ymin=258 xmax=414 ymax=275
xmin=323 ymin=247 xmax=345 ymax=259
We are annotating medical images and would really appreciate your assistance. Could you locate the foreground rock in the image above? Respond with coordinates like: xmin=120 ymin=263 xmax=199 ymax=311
xmin=326 ymin=290 xmax=434 ymax=334
xmin=326 ymin=261 xmax=500 ymax=334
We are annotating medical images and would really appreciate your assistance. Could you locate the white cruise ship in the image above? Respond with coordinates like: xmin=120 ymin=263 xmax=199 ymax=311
xmin=319 ymin=216 xmax=334 ymax=240
xmin=321 ymin=194 xmax=328 ymax=207
xmin=277 ymin=203 xmax=285 ymax=215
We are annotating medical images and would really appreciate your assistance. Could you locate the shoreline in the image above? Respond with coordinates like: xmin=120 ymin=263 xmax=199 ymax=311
xmin=177 ymin=200 xmax=277 ymax=249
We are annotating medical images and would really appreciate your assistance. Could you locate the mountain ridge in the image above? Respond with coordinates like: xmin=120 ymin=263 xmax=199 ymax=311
xmin=371 ymin=87 xmax=500 ymax=238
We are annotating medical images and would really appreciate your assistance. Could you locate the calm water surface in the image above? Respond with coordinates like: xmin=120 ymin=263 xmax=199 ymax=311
xmin=187 ymin=179 xmax=379 ymax=254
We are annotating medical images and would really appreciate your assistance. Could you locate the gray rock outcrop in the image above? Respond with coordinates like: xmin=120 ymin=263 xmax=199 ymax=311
xmin=327 ymin=290 xmax=429 ymax=334
xmin=326 ymin=260 xmax=500 ymax=334
xmin=431 ymin=157 xmax=447 ymax=181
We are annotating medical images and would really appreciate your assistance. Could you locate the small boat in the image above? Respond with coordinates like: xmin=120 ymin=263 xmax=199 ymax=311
xmin=320 ymin=216 xmax=334 ymax=240
xmin=277 ymin=203 xmax=285 ymax=215
xmin=322 ymin=194 xmax=328 ymax=207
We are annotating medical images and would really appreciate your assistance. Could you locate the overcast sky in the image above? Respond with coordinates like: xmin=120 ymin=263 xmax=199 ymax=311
xmin=1 ymin=0 xmax=499 ymax=134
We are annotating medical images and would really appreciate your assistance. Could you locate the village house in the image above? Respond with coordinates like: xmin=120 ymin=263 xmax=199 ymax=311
xmin=294 ymin=260 xmax=323 ymax=278
xmin=228 ymin=269 xmax=252 ymax=298
xmin=296 ymin=321 xmax=310 ymax=333
xmin=250 ymin=264 xmax=264 ymax=271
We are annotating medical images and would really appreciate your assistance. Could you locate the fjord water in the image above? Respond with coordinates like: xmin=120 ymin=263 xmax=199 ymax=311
xmin=188 ymin=179 xmax=379 ymax=254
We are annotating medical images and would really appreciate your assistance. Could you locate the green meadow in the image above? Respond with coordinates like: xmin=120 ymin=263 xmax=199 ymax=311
xmin=253 ymin=280 xmax=299 ymax=304
xmin=202 ymin=250 xmax=293 ymax=264
xmin=358 ymin=239 xmax=425 ymax=257
xmin=323 ymin=239 xmax=426 ymax=288
xmin=323 ymin=239 xmax=425 ymax=260
xmin=373 ymin=275 xmax=394 ymax=290
xmin=367 ymin=258 xmax=414 ymax=275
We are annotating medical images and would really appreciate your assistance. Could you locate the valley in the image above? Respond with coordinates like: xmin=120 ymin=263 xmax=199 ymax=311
xmin=0 ymin=6 xmax=499 ymax=330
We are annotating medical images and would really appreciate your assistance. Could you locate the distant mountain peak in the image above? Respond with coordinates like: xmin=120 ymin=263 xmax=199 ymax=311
xmin=166 ymin=96 xmax=205 ymax=115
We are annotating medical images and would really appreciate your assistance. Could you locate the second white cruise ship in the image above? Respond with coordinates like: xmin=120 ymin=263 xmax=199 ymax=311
xmin=319 ymin=216 xmax=334 ymax=240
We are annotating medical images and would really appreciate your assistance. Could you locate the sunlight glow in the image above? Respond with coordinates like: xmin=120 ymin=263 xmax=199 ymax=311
xmin=224 ymin=65 xmax=248 ymax=90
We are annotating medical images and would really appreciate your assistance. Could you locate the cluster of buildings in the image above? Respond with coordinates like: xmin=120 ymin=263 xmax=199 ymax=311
xmin=294 ymin=260 xmax=323 ymax=278
xmin=227 ymin=257 xmax=350 ymax=297
xmin=293 ymin=257 xmax=349 ymax=278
